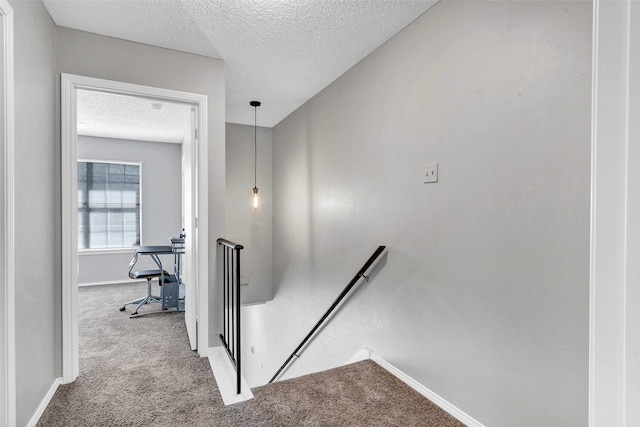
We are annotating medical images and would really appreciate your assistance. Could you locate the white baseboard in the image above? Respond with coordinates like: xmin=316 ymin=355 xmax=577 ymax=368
xmin=26 ymin=377 xmax=62 ymax=427
xmin=208 ymin=347 xmax=254 ymax=405
xmin=349 ymin=348 xmax=485 ymax=427
xmin=78 ymin=279 xmax=145 ymax=287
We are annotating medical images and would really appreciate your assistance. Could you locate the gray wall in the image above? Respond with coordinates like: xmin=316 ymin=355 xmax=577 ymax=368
xmin=56 ymin=27 xmax=226 ymax=344
xmin=225 ymin=123 xmax=273 ymax=304
xmin=11 ymin=1 xmax=59 ymax=425
xmin=243 ymin=2 xmax=591 ymax=426
xmin=77 ymin=136 xmax=182 ymax=284
xmin=8 ymin=19 xmax=225 ymax=425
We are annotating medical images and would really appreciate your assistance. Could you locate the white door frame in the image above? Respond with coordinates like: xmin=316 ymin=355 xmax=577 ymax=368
xmin=590 ymin=0 xmax=640 ymax=425
xmin=182 ymin=107 xmax=198 ymax=350
xmin=61 ymin=74 xmax=209 ymax=383
xmin=0 ymin=0 xmax=14 ymax=424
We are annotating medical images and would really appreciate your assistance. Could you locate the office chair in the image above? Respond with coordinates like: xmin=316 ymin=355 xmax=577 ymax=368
xmin=119 ymin=252 xmax=169 ymax=318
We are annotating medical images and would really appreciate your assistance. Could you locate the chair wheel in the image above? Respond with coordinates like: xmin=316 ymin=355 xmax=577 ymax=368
xmin=119 ymin=306 xmax=126 ymax=311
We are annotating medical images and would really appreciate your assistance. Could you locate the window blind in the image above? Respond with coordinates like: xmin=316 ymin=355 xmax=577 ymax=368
xmin=78 ymin=161 xmax=141 ymax=249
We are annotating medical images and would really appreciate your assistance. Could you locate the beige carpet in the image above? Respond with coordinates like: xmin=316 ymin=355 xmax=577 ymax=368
xmin=37 ymin=283 xmax=465 ymax=426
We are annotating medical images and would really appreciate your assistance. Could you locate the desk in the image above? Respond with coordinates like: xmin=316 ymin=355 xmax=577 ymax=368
xmin=134 ymin=244 xmax=184 ymax=312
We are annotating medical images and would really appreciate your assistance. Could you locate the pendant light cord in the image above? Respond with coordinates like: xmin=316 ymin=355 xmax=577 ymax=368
xmin=254 ymin=105 xmax=257 ymax=188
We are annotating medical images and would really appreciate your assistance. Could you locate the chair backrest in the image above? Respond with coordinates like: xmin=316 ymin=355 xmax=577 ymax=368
xmin=127 ymin=251 xmax=139 ymax=280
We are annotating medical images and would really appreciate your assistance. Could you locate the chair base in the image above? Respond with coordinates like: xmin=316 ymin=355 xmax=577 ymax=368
xmin=120 ymin=278 xmax=162 ymax=318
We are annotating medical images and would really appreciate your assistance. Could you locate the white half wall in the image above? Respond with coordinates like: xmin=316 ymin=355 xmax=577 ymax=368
xmin=77 ymin=136 xmax=182 ymax=284
xmin=244 ymin=2 xmax=592 ymax=426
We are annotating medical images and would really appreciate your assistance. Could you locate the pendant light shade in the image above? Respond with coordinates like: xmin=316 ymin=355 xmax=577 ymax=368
xmin=251 ymin=186 xmax=261 ymax=212
xmin=250 ymin=100 xmax=261 ymax=212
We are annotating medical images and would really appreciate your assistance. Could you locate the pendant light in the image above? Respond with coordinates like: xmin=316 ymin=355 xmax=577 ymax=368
xmin=250 ymin=101 xmax=261 ymax=212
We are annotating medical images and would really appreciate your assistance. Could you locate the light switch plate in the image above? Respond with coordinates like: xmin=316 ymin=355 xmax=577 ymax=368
xmin=424 ymin=162 xmax=438 ymax=183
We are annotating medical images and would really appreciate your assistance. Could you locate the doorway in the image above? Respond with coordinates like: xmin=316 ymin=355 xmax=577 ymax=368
xmin=61 ymin=74 xmax=209 ymax=383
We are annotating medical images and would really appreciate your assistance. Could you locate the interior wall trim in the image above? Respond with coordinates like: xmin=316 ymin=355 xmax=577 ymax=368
xmin=0 ymin=1 xmax=15 ymax=425
xmin=61 ymin=73 xmax=210 ymax=384
xmin=349 ymin=348 xmax=486 ymax=427
xmin=78 ymin=279 xmax=146 ymax=287
xmin=589 ymin=0 xmax=640 ymax=425
xmin=25 ymin=377 xmax=61 ymax=427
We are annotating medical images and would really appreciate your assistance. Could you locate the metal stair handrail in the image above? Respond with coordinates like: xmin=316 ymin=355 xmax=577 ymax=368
xmin=269 ymin=245 xmax=387 ymax=384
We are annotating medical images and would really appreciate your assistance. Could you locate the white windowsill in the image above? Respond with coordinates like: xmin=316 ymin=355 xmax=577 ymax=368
xmin=78 ymin=247 xmax=138 ymax=256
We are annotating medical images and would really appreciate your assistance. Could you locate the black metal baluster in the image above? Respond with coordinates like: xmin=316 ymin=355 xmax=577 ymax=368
xmin=217 ymin=239 xmax=244 ymax=395
xmin=222 ymin=247 xmax=227 ymax=345
xmin=235 ymin=247 xmax=242 ymax=395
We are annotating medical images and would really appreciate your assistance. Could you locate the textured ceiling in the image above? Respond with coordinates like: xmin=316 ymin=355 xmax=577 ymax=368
xmin=77 ymin=90 xmax=192 ymax=144
xmin=43 ymin=0 xmax=437 ymax=130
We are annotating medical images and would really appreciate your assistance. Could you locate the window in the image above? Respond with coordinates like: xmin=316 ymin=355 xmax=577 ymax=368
xmin=78 ymin=160 xmax=141 ymax=249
